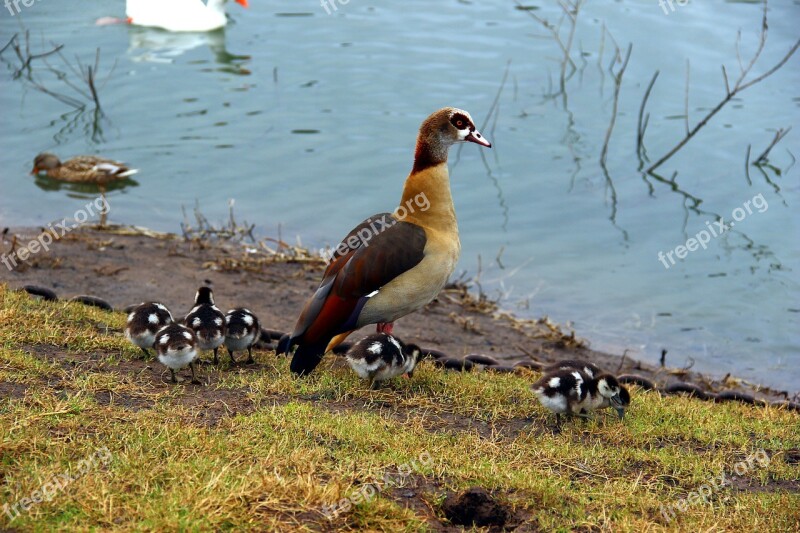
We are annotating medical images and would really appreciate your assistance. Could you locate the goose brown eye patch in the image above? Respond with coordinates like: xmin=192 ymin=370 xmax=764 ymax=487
xmin=450 ymin=113 xmax=471 ymax=129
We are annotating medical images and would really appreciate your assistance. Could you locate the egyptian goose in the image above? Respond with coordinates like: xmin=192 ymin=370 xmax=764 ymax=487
xmin=124 ymin=302 xmax=174 ymax=358
xmin=345 ymin=333 xmax=422 ymax=389
xmin=279 ymin=107 xmax=491 ymax=375
xmin=126 ymin=0 xmax=248 ymax=33
xmin=531 ymin=369 xmax=624 ymax=424
xmin=154 ymin=323 xmax=200 ymax=384
xmin=31 ymin=153 xmax=138 ymax=185
xmin=223 ymin=308 xmax=261 ymax=364
xmin=184 ymin=287 xmax=226 ymax=364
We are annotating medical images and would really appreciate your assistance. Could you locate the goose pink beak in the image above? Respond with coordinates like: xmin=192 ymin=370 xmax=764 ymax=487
xmin=466 ymin=129 xmax=491 ymax=148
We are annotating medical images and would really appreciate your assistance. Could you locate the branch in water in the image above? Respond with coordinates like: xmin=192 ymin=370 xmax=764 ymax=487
xmin=643 ymin=1 xmax=799 ymax=174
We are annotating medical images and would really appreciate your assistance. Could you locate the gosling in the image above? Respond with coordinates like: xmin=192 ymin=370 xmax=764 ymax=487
xmin=532 ymin=369 xmax=624 ymax=423
xmin=345 ymin=333 xmax=422 ymax=389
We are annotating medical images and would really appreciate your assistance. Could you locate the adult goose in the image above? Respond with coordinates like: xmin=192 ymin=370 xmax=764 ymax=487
xmin=126 ymin=0 xmax=248 ymax=33
xmin=280 ymin=107 xmax=491 ymax=375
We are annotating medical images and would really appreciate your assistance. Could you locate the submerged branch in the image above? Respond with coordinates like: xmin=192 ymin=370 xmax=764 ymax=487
xmin=636 ymin=70 xmax=659 ymax=169
xmin=600 ymin=44 xmax=632 ymax=167
xmin=754 ymin=127 xmax=791 ymax=166
xmin=643 ymin=0 xmax=799 ymax=174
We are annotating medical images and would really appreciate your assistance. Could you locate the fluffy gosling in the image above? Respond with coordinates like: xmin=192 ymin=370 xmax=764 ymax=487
xmin=124 ymin=302 xmax=173 ymax=358
xmin=224 ymin=308 xmax=261 ymax=364
xmin=154 ymin=323 xmax=200 ymax=384
xmin=345 ymin=333 xmax=422 ymax=389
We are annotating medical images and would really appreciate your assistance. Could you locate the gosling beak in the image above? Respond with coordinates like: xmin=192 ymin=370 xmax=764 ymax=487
xmin=610 ymin=393 xmax=625 ymax=420
xmin=465 ymin=129 xmax=491 ymax=148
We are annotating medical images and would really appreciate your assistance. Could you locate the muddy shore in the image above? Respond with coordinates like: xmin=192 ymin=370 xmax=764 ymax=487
xmin=0 ymin=224 xmax=793 ymax=402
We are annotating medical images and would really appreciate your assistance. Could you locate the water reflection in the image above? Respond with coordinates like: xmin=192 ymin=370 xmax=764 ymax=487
xmin=127 ymin=26 xmax=250 ymax=75
xmin=32 ymin=174 xmax=139 ymax=200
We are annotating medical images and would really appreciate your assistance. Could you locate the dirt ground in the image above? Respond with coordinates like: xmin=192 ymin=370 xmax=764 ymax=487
xmin=0 ymin=224 xmax=793 ymax=402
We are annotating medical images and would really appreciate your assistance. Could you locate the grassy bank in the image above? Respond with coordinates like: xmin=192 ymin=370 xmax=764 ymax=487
xmin=0 ymin=285 xmax=798 ymax=531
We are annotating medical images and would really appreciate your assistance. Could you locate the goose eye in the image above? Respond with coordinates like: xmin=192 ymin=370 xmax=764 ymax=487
xmin=455 ymin=119 xmax=465 ymax=128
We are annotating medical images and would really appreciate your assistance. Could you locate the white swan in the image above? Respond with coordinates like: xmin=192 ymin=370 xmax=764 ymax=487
xmin=126 ymin=0 xmax=248 ymax=32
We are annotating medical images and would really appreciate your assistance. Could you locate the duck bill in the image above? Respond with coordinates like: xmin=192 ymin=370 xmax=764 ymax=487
xmin=236 ymin=0 xmax=249 ymax=7
xmin=465 ymin=129 xmax=491 ymax=148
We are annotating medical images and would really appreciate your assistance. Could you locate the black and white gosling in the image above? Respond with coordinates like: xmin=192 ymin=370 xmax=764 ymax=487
xmin=531 ymin=369 xmax=624 ymax=423
xmin=154 ymin=323 xmax=200 ymax=384
xmin=345 ymin=333 xmax=422 ymax=389
xmin=544 ymin=360 xmax=630 ymax=419
xmin=544 ymin=359 xmax=602 ymax=379
xmin=224 ymin=308 xmax=260 ymax=364
xmin=124 ymin=302 xmax=173 ymax=358
xmin=185 ymin=287 xmax=226 ymax=364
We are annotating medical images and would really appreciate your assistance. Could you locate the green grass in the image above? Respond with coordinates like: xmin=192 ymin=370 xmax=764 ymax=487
xmin=1 ymin=284 xmax=798 ymax=531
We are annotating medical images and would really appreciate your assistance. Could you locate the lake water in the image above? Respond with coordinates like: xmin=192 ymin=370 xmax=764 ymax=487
xmin=1 ymin=1 xmax=798 ymax=391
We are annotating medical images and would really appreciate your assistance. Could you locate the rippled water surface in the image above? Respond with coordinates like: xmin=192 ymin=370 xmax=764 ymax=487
xmin=1 ymin=1 xmax=798 ymax=390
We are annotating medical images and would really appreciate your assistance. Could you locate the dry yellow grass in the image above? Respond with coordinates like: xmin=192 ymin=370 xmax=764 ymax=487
xmin=0 ymin=284 xmax=798 ymax=531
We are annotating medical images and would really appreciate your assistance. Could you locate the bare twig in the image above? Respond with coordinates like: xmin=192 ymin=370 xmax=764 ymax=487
xmin=645 ymin=1 xmax=799 ymax=174
xmin=721 ymin=65 xmax=730 ymax=96
xmin=0 ymin=34 xmax=17 ymax=56
xmin=3 ymin=32 xmax=63 ymax=80
xmin=683 ymin=59 xmax=690 ymax=135
xmin=600 ymin=44 xmax=632 ymax=167
xmin=86 ymin=66 xmax=102 ymax=113
xmin=744 ymin=144 xmax=753 ymax=186
xmin=2 ymin=31 xmax=111 ymax=121
xmin=784 ymin=149 xmax=796 ymax=174
xmin=636 ymin=70 xmax=659 ymax=167
xmin=181 ymin=200 xmax=256 ymax=243
xmin=597 ymin=43 xmax=632 ymax=239
xmin=754 ymin=127 xmax=791 ymax=165
xmin=515 ymin=0 xmax=583 ymax=97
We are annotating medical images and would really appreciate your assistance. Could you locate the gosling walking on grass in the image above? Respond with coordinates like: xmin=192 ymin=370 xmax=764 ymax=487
xmin=224 ymin=308 xmax=261 ymax=364
xmin=532 ymin=368 xmax=625 ymax=424
xmin=346 ymin=333 xmax=422 ymax=389
xmin=185 ymin=287 xmax=226 ymax=364
xmin=124 ymin=302 xmax=173 ymax=358
xmin=155 ymin=323 xmax=200 ymax=384
xmin=540 ymin=359 xmax=630 ymax=419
